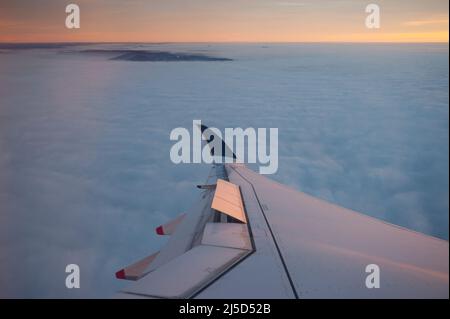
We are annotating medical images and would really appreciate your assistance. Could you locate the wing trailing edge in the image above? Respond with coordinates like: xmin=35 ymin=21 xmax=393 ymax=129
xmin=116 ymin=167 xmax=254 ymax=298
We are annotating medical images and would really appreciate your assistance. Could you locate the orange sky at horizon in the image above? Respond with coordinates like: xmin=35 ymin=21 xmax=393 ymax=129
xmin=0 ymin=0 xmax=448 ymax=43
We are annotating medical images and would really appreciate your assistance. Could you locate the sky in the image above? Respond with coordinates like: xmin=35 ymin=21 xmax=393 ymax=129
xmin=0 ymin=0 xmax=448 ymax=42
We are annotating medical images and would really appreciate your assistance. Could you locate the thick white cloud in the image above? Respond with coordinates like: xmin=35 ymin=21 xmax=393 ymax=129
xmin=0 ymin=43 xmax=448 ymax=297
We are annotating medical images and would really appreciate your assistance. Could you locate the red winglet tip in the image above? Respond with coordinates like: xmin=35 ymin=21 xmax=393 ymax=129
xmin=155 ymin=225 xmax=164 ymax=235
xmin=115 ymin=269 xmax=126 ymax=279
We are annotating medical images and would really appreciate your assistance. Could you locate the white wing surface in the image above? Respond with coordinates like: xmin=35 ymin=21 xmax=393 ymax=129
xmin=115 ymin=163 xmax=448 ymax=299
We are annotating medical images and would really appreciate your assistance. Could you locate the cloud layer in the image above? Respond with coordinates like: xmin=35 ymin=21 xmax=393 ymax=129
xmin=0 ymin=43 xmax=448 ymax=297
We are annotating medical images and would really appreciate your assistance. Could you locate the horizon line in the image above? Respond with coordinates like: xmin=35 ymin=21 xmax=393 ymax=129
xmin=0 ymin=40 xmax=448 ymax=44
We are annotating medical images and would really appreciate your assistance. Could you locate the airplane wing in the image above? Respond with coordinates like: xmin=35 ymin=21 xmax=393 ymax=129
xmin=115 ymin=163 xmax=449 ymax=299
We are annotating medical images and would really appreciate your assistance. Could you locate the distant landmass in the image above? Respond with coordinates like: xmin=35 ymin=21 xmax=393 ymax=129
xmin=0 ymin=43 xmax=89 ymax=49
xmin=82 ymin=49 xmax=233 ymax=62
xmin=0 ymin=44 xmax=233 ymax=61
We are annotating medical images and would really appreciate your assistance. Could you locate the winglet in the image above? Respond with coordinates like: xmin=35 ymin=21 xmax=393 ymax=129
xmin=199 ymin=124 xmax=237 ymax=160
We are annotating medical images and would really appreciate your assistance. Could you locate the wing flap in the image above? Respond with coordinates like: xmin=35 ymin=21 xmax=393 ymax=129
xmin=120 ymin=245 xmax=248 ymax=298
xmin=117 ymin=166 xmax=254 ymax=298
xmin=201 ymin=222 xmax=252 ymax=250
xmin=211 ymin=179 xmax=247 ymax=223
